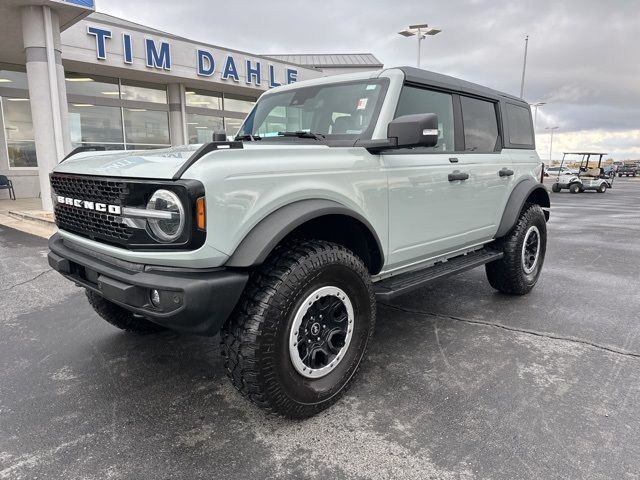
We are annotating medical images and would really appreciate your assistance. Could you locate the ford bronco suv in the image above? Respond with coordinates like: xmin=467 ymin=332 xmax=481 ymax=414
xmin=48 ymin=67 xmax=549 ymax=418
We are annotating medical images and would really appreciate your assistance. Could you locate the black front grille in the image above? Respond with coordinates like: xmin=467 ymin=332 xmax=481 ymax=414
xmin=50 ymin=175 xmax=129 ymax=205
xmin=51 ymin=174 xmax=134 ymax=243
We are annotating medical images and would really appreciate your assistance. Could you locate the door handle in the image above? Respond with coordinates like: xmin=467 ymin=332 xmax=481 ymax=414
xmin=499 ymin=168 xmax=515 ymax=177
xmin=448 ymin=171 xmax=469 ymax=182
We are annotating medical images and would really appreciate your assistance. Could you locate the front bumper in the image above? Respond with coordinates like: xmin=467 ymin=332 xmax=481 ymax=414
xmin=48 ymin=234 xmax=248 ymax=336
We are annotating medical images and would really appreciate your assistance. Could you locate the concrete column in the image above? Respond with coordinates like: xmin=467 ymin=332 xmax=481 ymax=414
xmin=22 ymin=5 xmax=70 ymax=211
xmin=168 ymin=83 xmax=186 ymax=146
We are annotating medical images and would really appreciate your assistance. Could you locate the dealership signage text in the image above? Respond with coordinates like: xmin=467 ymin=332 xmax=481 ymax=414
xmin=87 ymin=26 xmax=297 ymax=88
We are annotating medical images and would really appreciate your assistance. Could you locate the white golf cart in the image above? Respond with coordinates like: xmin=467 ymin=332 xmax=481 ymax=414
xmin=550 ymin=152 xmax=613 ymax=194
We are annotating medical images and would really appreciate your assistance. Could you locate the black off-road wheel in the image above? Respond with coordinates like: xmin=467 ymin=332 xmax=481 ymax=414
xmin=85 ymin=290 xmax=166 ymax=334
xmin=221 ymin=240 xmax=375 ymax=418
xmin=485 ymin=204 xmax=547 ymax=295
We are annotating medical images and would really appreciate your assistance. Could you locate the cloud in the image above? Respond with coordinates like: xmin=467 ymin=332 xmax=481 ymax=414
xmin=98 ymin=0 xmax=640 ymax=158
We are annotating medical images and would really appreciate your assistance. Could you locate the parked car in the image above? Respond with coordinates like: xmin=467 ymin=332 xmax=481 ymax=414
xmin=47 ymin=67 xmax=550 ymax=418
xmin=545 ymin=166 xmax=577 ymax=177
xmin=618 ymin=163 xmax=638 ymax=177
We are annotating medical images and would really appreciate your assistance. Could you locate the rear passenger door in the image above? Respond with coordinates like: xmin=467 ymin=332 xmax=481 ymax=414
xmin=457 ymin=95 xmax=514 ymax=232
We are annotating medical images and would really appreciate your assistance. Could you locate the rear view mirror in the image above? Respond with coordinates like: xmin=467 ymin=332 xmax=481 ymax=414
xmin=388 ymin=113 xmax=439 ymax=149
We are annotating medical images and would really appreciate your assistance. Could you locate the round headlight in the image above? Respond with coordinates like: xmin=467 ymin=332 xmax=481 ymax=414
xmin=146 ymin=189 xmax=185 ymax=242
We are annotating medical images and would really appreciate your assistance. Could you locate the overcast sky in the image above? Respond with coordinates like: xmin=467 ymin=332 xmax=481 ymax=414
xmin=100 ymin=0 xmax=640 ymax=160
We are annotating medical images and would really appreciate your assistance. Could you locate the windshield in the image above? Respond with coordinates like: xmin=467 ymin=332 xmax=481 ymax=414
xmin=238 ymin=79 xmax=388 ymax=141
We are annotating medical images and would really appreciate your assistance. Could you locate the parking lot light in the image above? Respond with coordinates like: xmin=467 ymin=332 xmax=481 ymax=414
xmin=398 ymin=23 xmax=442 ymax=68
xmin=545 ymin=126 xmax=559 ymax=162
xmin=530 ymin=102 xmax=546 ymax=129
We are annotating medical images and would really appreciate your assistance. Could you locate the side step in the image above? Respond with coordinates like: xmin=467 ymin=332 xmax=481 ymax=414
xmin=374 ymin=248 xmax=503 ymax=301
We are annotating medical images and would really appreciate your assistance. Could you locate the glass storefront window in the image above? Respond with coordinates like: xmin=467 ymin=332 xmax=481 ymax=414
xmin=68 ymin=103 xmax=124 ymax=145
xmin=185 ymin=90 xmax=222 ymax=110
xmin=186 ymin=113 xmax=223 ymax=144
xmin=224 ymin=94 xmax=255 ymax=113
xmin=123 ymin=108 xmax=170 ymax=146
xmin=66 ymin=73 xmax=120 ymax=99
xmin=121 ymin=80 xmax=167 ymax=103
xmin=0 ymin=69 xmax=29 ymax=90
xmin=224 ymin=118 xmax=243 ymax=136
xmin=3 ymin=98 xmax=37 ymax=168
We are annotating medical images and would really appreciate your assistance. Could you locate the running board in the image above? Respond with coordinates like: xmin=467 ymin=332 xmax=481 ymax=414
xmin=374 ymin=248 xmax=503 ymax=301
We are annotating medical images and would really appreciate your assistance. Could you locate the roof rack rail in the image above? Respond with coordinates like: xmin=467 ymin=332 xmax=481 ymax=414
xmin=60 ymin=145 xmax=107 ymax=163
xmin=172 ymin=141 xmax=243 ymax=180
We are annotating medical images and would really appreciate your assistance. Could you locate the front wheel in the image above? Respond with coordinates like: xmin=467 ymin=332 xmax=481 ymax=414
xmin=551 ymin=183 xmax=561 ymax=193
xmin=486 ymin=204 xmax=547 ymax=295
xmin=221 ymin=240 xmax=375 ymax=418
xmin=597 ymin=183 xmax=607 ymax=193
xmin=569 ymin=183 xmax=581 ymax=194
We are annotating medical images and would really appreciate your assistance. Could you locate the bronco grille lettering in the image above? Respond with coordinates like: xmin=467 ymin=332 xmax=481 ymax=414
xmin=57 ymin=195 xmax=122 ymax=215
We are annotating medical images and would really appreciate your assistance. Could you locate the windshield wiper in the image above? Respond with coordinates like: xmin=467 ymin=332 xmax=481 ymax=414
xmin=235 ymin=134 xmax=262 ymax=141
xmin=278 ymin=131 xmax=326 ymax=140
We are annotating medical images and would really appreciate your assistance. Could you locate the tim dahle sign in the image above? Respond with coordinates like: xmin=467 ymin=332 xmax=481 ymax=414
xmin=87 ymin=26 xmax=298 ymax=88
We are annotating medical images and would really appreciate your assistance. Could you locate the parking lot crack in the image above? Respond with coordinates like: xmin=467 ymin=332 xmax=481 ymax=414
xmin=380 ymin=303 xmax=640 ymax=360
xmin=1 ymin=269 xmax=53 ymax=292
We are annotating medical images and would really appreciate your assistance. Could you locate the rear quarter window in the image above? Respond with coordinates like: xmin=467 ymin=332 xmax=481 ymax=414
xmin=506 ymin=103 xmax=534 ymax=147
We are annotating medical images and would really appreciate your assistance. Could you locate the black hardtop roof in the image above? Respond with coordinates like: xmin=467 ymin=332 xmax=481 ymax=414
xmin=398 ymin=66 xmax=526 ymax=105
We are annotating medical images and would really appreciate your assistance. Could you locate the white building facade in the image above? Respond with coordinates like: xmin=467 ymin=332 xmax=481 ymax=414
xmin=0 ymin=0 xmax=381 ymax=210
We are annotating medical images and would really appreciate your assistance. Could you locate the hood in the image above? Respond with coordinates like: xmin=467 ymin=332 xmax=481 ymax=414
xmin=52 ymin=145 xmax=201 ymax=179
xmin=52 ymin=143 xmax=330 ymax=179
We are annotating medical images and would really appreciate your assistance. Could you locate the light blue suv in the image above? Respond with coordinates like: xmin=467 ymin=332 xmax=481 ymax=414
xmin=48 ymin=67 xmax=550 ymax=417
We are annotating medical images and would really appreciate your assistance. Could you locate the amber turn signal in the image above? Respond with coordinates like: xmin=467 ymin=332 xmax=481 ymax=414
xmin=196 ymin=197 xmax=206 ymax=230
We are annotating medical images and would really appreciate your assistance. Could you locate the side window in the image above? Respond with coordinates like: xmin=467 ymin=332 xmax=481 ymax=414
xmin=506 ymin=103 xmax=534 ymax=146
xmin=460 ymin=96 xmax=499 ymax=152
xmin=395 ymin=86 xmax=454 ymax=152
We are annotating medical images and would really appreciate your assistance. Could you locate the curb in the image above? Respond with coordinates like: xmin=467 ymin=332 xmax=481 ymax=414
xmin=7 ymin=211 xmax=56 ymax=228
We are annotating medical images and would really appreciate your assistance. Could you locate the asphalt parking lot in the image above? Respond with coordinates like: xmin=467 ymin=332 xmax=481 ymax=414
xmin=1 ymin=178 xmax=639 ymax=480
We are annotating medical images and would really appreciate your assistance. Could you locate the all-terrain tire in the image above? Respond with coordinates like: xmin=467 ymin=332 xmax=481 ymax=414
xmin=85 ymin=290 xmax=165 ymax=334
xmin=220 ymin=239 xmax=375 ymax=418
xmin=485 ymin=203 xmax=547 ymax=295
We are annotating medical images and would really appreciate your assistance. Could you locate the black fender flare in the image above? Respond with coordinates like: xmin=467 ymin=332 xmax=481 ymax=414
xmin=495 ymin=179 xmax=550 ymax=238
xmin=225 ymin=199 xmax=384 ymax=269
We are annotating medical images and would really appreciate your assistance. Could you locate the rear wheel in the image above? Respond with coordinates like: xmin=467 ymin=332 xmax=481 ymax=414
xmin=85 ymin=290 xmax=165 ymax=334
xmin=221 ymin=240 xmax=375 ymax=418
xmin=569 ymin=183 xmax=581 ymax=194
xmin=551 ymin=183 xmax=561 ymax=193
xmin=486 ymin=204 xmax=547 ymax=295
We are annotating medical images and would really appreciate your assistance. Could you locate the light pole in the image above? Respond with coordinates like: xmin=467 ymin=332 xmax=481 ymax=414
xmin=529 ymin=102 xmax=546 ymax=129
xmin=399 ymin=24 xmax=442 ymax=68
xmin=545 ymin=126 xmax=559 ymax=163
xmin=520 ymin=34 xmax=529 ymax=98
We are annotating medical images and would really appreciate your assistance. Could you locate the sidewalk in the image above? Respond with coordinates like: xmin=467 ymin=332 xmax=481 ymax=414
xmin=0 ymin=197 xmax=57 ymax=239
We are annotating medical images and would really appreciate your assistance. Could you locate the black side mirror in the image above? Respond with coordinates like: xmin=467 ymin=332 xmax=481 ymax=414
xmin=388 ymin=113 xmax=439 ymax=149
xmin=212 ymin=130 xmax=227 ymax=142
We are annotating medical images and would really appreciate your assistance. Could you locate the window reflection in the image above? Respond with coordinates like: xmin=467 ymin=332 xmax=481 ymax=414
xmin=185 ymin=90 xmax=222 ymax=110
xmin=121 ymin=81 xmax=167 ymax=103
xmin=187 ymin=113 xmax=223 ymax=143
xmin=68 ymin=104 xmax=124 ymax=145
xmin=3 ymin=98 xmax=37 ymax=167
xmin=123 ymin=108 xmax=170 ymax=146
xmin=66 ymin=73 xmax=120 ymax=99
xmin=224 ymin=94 xmax=255 ymax=113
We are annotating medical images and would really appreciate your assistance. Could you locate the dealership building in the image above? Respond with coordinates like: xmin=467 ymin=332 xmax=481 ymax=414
xmin=0 ymin=0 xmax=382 ymax=209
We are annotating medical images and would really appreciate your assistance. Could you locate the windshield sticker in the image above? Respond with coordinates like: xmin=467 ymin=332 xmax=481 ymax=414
xmin=356 ymin=98 xmax=368 ymax=110
xmin=365 ymin=84 xmax=377 ymax=90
